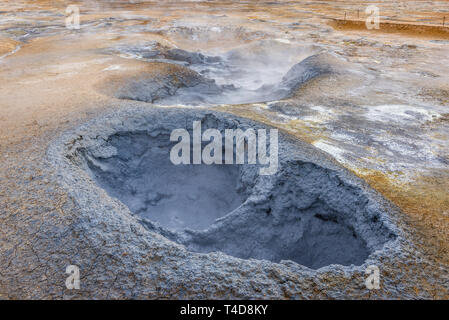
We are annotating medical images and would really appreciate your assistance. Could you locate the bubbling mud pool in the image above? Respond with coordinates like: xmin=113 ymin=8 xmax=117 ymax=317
xmin=100 ymin=40 xmax=326 ymax=105
xmin=57 ymin=108 xmax=398 ymax=270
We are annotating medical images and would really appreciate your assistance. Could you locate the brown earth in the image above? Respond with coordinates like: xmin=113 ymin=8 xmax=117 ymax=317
xmin=329 ymin=19 xmax=449 ymax=39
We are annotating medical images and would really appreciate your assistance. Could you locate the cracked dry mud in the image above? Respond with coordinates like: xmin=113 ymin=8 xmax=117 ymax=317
xmin=0 ymin=0 xmax=448 ymax=299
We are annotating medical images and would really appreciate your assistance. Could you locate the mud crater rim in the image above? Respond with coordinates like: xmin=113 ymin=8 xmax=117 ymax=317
xmin=62 ymin=109 xmax=399 ymax=270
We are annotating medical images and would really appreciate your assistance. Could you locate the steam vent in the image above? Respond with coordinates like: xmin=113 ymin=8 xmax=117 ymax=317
xmin=1 ymin=0 xmax=448 ymax=300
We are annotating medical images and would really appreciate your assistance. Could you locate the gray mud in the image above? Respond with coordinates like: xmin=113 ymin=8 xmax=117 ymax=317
xmin=112 ymin=64 xmax=224 ymax=104
xmin=86 ymin=132 xmax=245 ymax=231
xmin=59 ymin=107 xmax=399 ymax=269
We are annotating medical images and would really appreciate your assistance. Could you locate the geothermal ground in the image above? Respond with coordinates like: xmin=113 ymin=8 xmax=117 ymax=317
xmin=0 ymin=1 xmax=448 ymax=299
